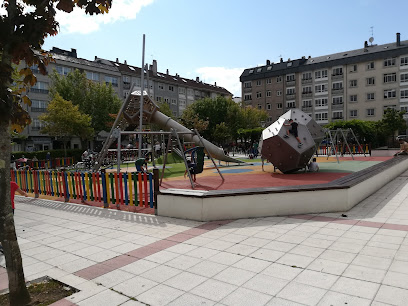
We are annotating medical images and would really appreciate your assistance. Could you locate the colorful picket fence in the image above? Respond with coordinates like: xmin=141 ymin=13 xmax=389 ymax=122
xmin=16 ymin=157 xmax=74 ymax=170
xmin=10 ymin=169 xmax=157 ymax=209
xmin=316 ymin=144 xmax=370 ymax=156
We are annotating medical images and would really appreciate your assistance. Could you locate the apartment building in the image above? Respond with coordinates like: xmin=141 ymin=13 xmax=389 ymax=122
xmin=240 ymin=33 xmax=408 ymax=126
xmin=16 ymin=47 xmax=231 ymax=152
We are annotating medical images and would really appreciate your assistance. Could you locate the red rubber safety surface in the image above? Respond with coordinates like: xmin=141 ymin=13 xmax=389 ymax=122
xmin=161 ymin=172 xmax=350 ymax=191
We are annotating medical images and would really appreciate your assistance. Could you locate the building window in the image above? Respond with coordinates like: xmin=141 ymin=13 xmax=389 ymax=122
xmin=367 ymin=62 xmax=375 ymax=70
xmin=302 ymin=72 xmax=312 ymax=80
xmin=171 ymin=99 xmax=177 ymax=105
xmin=31 ymin=99 xmax=48 ymax=112
xmin=315 ymin=70 xmax=328 ymax=79
xmin=384 ymin=58 xmax=396 ymax=67
xmin=179 ymin=99 xmax=186 ymax=107
xmin=401 ymin=73 xmax=408 ymax=83
xmin=179 ymin=87 xmax=186 ymax=94
xmin=332 ymin=96 xmax=343 ymax=105
xmin=156 ymin=96 xmax=162 ymax=102
xmin=350 ymin=65 xmax=357 ymax=72
xmin=401 ymin=106 xmax=408 ymax=112
xmin=258 ymin=104 xmax=262 ymax=109
xmin=315 ymin=112 xmax=328 ymax=121
xmin=86 ymin=71 xmax=99 ymax=81
xmin=332 ymin=82 xmax=343 ymax=90
xmin=401 ymin=89 xmax=408 ymax=99
xmin=158 ymin=83 xmax=164 ymax=90
xmin=383 ymin=105 xmax=397 ymax=115
xmin=302 ymin=100 xmax=312 ymax=108
xmin=164 ymin=97 xmax=169 ymax=104
xmin=105 ymin=76 xmax=118 ymax=87
xmin=384 ymin=73 xmax=396 ymax=83
xmin=286 ymin=88 xmax=295 ymax=95
xmin=350 ymin=95 xmax=358 ymax=103
xmin=315 ymin=98 xmax=328 ymax=107
xmin=277 ymin=103 xmax=283 ymax=109
xmin=350 ymin=110 xmax=358 ymax=118
xmin=276 ymin=76 xmax=282 ymax=83
xmin=286 ymin=74 xmax=295 ymax=82
xmin=55 ymin=65 xmax=71 ymax=76
xmin=256 ymin=80 xmax=261 ymax=86
xmin=332 ymin=111 xmax=343 ymax=119
xmin=366 ymin=93 xmax=375 ymax=101
xmin=169 ymin=85 xmax=174 ymax=91
xmin=315 ymin=84 xmax=328 ymax=93
xmin=332 ymin=67 xmax=343 ymax=76
xmin=349 ymin=80 xmax=357 ymax=88
xmin=187 ymin=88 xmax=194 ymax=96
xmin=266 ymin=90 xmax=271 ymax=97
xmin=366 ymin=77 xmax=375 ymax=85
xmin=266 ymin=103 xmax=271 ymax=110
xmin=302 ymin=86 xmax=312 ymax=94
xmin=277 ymin=90 xmax=282 ymax=96
xmin=244 ymin=93 xmax=252 ymax=101
xmin=287 ymin=101 xmax=296 ymax=109
xmin=30 ymin=81 xmax=49 ymax=94
xmin=367 ymin=108 xmax=375 ymax=116
xmin=266 ymin=78 xmax=272 ymax=84
xmin=401 ymin=56 xmax=408 ymax=66
xmin=256 ymin=92 xmax=262 ymax=98
xmin=244 ymin=81 xmax=252 ymax=88
xmin=384 ymin=89 xmax=396 ymax=99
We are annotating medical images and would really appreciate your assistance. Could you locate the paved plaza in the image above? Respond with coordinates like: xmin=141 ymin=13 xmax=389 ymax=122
xmin=1 ymin=172 xmax=408 ymax=305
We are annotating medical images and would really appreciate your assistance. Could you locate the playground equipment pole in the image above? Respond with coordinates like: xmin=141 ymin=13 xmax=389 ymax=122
xmin=138 ymin=34 xmax=145 ymax=159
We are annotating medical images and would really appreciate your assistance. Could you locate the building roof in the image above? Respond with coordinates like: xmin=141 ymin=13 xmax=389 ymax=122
xmin=240 ymin=38 xmax=408 ymax=81
xmin=111 ymin=60 xmax=232 ymax=96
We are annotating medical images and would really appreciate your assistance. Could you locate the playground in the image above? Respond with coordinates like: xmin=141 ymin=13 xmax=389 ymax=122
xmin=115 ymin=155 xmax=393 ymax=191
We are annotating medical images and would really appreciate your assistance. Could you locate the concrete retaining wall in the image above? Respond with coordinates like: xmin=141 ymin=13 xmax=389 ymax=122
xmin=157 ymin=157 xmax=408 ymax=221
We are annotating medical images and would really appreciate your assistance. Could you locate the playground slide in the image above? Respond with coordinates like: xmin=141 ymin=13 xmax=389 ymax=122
xmin=151 ymin=110 xmax=244 ymax=164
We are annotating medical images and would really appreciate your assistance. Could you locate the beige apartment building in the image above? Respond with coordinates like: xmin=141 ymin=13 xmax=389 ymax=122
xmin=240 ymin=33 xmax=408 ymax=126
xmin=16 ymin=47 xmax=231 ymax=152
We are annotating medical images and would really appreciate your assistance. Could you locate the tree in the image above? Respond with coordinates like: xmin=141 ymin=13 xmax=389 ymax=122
xmin=180 ymin=96 xmax=267 ymax=143
xmin=50 ymin=69 xmax=121 ymax=134
xmin=0 ymin=1 xmax=112 ymax=304
xmin=380 ymin=109 xmax=407 ymax=147
xmin=324 ymin=119 xmax=382 ymax=147
xmin=39 ymin=94 xmax=94 ymax=155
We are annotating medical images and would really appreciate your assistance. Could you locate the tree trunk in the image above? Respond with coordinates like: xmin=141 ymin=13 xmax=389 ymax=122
xmin=0 ymin=120 xmax=31 ymax=305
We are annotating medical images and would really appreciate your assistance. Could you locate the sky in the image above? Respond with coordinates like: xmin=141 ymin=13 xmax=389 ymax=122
xmin=41 ymin=0 xmax=408 ymax=97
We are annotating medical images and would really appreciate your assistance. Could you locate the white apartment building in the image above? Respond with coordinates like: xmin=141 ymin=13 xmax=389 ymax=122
xmin=240 ymin=33 xmax=408 ymax=126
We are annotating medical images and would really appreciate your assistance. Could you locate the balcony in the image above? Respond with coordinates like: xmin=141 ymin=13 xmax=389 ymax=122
xmin=302 ymin=106 xmax=313 ymax=112
xmin=332 ymin=104 xmax=344 ymax=111
xmin=331 ymin=88 xmax=344 ymax=95
xmin=30 ymin=88 xmax=49 ymax=94
xmin=123 ymin=82 xmax=131 ymax=89
xmin=286 ymin=94 xmax=295 ymax=100
xmin=301 ymin=78 xmax=312 ymax=84
xmin=30 ymin=108 xmax=47 ymax=112
xmin=286 ymin=80 xmax=296 ymax=86
xmin=243 ymin=87 xmax=252 ymax=93
xmin=302 ymin=92 xmax=313 ymax=98
xmin=331 ymin=74 xmax=343 ymax=80
xmin=332 ymin=116 xmax=344 ymax=120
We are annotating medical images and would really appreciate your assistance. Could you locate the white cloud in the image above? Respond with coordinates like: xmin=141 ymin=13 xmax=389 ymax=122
xmin=196 ymin=67 xmax=244 ymax=98
xmin=56 ymin=0 xmax=154 ymax=34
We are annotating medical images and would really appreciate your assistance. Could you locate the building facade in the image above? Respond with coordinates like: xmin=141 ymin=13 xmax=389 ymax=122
xmin=240 ymin=33 xmax=408 ymax=126
xmin=16 ymin=47 xmax=231 ymax=152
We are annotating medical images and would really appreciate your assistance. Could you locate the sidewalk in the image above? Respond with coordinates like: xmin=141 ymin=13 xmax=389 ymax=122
xmin=1 ymin=172 xmax=408 ymax=305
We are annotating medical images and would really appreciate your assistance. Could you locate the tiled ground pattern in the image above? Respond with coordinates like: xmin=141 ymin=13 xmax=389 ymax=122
xmin=1 ymin=171 xmax=408 ymax=305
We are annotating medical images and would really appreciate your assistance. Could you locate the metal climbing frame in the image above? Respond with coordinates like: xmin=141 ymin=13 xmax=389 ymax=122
xmin=323 ymin=128 xmax=366 ymax=163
